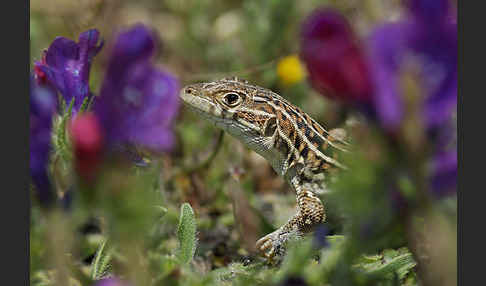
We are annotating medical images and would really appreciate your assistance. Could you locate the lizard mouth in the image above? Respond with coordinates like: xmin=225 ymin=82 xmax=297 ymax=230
xmin=179 ymin=87 xmax=223 ymax=119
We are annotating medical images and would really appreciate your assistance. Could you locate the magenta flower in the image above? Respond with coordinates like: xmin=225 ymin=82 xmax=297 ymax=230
xmin=93 ymin=24 xmax=180 ymax=152
xmin=93 ymin=278 xmax=131 ymax=286
xmin=34 ymin=29 xmax=103 ymax=113
xmin=300 ymin=9 xmax=373 ymax=104
xmin=69 ymin=113 xmax=104 ymax=182
xmin=30 ymin=76 xmax=57 ymax=206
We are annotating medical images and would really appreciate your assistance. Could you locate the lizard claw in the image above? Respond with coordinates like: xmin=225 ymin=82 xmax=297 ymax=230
xmin=256 ymin=233 xmax=279 ymax=260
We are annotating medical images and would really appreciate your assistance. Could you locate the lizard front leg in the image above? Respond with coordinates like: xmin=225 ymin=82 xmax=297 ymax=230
xmin=256 ymin=180 xmax=325 ymax=260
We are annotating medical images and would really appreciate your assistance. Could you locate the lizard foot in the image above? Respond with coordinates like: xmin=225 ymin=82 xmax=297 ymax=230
xmin=255 ymin=231 xmax=287 ymax=260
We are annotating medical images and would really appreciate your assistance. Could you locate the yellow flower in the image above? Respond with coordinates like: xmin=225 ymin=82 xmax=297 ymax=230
xmin=277 ymin=55 xmax=306 ymax=86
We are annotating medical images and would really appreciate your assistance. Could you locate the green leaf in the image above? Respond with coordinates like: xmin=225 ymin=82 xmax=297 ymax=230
xmin=56 ymin=119 xmax=67 ymax=159
xmin=176 ymin=203 xmax=197 ymax=264
xmin=58 ymin=93 xmax=67 ymax=115
xmin=210 ymin=263 xmax=257 ymax=282
xmin=56 ymin=116 xmax=71 ymax=161
xmin=55 ymin=98 xmax=76 ymax=161
xmin=79 ymin=96 xmax=91 ymax=113
xmin=67 ymin=98 xmax=75 ymax=119
xmin=90 ymin=239 xmax=112 ymax=280
xmin=154 ymin=205 xmax=168 ymax=219
xmin=369 ymin=253 xmax=415 ymax=279
xmin=274 ymin=238 xmax=314 ymax=282
xmin=355 ymin=248 xmax=417 ymax=281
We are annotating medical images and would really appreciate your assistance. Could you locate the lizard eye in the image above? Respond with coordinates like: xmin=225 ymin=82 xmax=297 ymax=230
xmin=223 ymin=93 xmax=241 ymax=107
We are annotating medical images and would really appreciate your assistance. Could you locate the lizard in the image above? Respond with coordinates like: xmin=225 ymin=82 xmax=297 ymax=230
xmin=179 ymin=77 xmax=349 ymax=260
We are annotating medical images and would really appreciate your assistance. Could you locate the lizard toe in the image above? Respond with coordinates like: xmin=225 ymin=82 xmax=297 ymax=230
xmin=256 ymin=233 xmax=279 ymax=259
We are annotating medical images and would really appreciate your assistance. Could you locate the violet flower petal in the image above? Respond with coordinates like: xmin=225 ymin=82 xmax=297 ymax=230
xmin=367 ymin=23 xmax=410 ymax=130
xmin=367 ymin=0 xmax=456 ymax=132
xmin=30 ymin=76 xmax=57 ymax=206
xmin=94 ymin=24 xmax=180 ymax=152
xmin=35 ymin=29 xmax=103 ymax=113
xmin=313 ymin=224 xmax=330 ymax=249
xmin=406 ymin=0 xmax=451 ymax=28
xmin=93 ymin=278 xmax=131 ymax=286
xmin=430 ymin=150 xmax=457 ymax=197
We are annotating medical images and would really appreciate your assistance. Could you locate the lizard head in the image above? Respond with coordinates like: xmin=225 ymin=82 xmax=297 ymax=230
xmin=180 ymin=77 xmax=276 ymax=137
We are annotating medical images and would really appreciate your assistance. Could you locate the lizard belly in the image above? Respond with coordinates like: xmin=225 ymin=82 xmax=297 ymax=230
xmin=241 ymin=135 xmax=287 ymax=176
xmin=212 ymin=118 xmax=288 ymax=176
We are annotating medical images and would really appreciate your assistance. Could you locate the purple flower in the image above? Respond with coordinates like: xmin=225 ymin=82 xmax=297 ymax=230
xmin=300 ymin=9 xmax=373 ymax=104
xmin=93 ymin=278 xmax=130 ymax=286
xmin=93 ymin=24 xmax=180 ymax=152
xmin=30 ymin=76 xmax=57 ymax=206
xmin=430 ymin=150 xmax=457 ymax=197
xmin=406 ymin=0 xmax=453 ymax=28
xmin=367 ymin=0 xmax=457 ymax=196
xmin=313 ymin=224 xmax=330 ymax=249
xmin=367 ymin=0 xmax=457 ymax=132
xmin=34 ymin=29 xmax=103 ymax=113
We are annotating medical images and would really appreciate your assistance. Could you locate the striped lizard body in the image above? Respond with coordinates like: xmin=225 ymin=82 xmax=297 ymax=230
xmin=180 ymin=77 xmax=349 ymax=260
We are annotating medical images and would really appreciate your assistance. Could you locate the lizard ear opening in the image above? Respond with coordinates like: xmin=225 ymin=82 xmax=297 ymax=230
xmin=263 ymin=117 xmax=277 ymax=137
